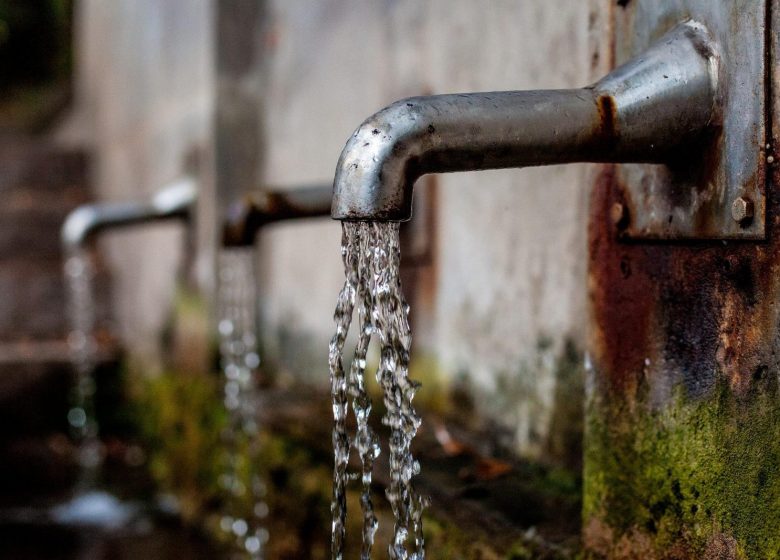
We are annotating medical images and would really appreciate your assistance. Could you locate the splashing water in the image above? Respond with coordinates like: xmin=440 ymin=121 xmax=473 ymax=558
xmin=329 ymin=222 xmax=425 ymax=560
xmin=64 ymin=249 xmax=102 ymax=485
xmin=217 ymin=249 xmax=269 ymax=559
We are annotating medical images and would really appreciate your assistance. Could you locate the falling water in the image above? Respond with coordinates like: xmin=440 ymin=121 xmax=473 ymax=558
xmin=64 ymin=248 xmax=102 ymax=485
xmin=61 ymin=249 xmax=139 ymax=529
xmin=329 ymin=222 xmax=425 ymax=560
xmin=217 ymin=248 xmax=269 ymax=560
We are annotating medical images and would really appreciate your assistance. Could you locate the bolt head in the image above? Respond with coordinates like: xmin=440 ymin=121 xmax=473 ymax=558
xmin=610 ymin=202 xmax=628 ymax=227
xmin=731 ymin=197 xmax=754 ymax=224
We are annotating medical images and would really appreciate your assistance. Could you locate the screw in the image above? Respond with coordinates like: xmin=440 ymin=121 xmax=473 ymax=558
xmin=610 ymin=202 xmax=628 ymax=227
xmin=731 ymin=197 xmax=754 ymax=225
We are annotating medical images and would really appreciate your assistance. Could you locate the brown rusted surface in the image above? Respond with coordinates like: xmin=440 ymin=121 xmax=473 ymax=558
xmin=589 ymin=162 xmax=779 ymax=400
xmin=596 ymin=94 xmax=618 ymax=152
xmin=589 ymin=166 xmax=656 ymax=397
xmin=221 ymin=186 xmax=333 ymax=247
xmin=597 ymin=0 xmax=775 ymax=367
xmin=221 ymin=196 xmax=257 ymax=246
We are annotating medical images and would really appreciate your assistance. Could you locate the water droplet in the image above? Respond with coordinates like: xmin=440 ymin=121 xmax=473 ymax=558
xmin=232 ymin=518 xmax=248 ymax=536
xmin=245 ymin=536 xmax=261 ymax=554
xmin=219 ymin=319 xmax=234 ymax=336
xmin=68 ymin=407 xmax=87 ymax=428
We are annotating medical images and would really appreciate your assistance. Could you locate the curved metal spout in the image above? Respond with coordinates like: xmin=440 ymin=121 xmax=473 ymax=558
xmin=61 ymin=176 xmax=197 ymax=251
xmin=332 ymin=21 xmax=718 ymax=221
xmin=222 ymin=184 xmax=333 ymax=247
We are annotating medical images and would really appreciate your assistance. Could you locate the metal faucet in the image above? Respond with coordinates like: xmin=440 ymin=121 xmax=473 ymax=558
xmin=61 ymin=176 xmax=197 ymax=251
xmin=331 ymin=21 xmax=718 ymax=221
xmin=222 ymin=184 xmax=333 ymax=247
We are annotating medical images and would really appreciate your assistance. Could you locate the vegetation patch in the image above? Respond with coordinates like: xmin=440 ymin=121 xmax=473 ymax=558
xmin=584 ymin=379 xmax=780 ymax=559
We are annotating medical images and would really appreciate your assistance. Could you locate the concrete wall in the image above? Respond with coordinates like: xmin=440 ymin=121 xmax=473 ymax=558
xmin=256 ymin=0 xmax=608 ymax=458
xmin=69 ymin=0 xmax=214 ymax=365
xmin=68 ymin=0 xmax=608 ymax=458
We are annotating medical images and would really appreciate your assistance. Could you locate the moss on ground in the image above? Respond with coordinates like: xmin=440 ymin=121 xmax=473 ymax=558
xmin=126 ymin=328 xmax=586 ymax=557
xmin=136 ymin=370 xmax=227 ymax=522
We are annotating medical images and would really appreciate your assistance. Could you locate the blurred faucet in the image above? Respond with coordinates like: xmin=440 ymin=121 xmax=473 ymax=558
xmin=222 ymin=184 xmax=333 ymax=247
xmin=61 ymin=177 xmax=197 ymax=251
xmin=331 ymin=22 xmax=718 ymax=221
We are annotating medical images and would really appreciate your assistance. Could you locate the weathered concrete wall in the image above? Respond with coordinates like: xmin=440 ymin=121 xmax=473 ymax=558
xmin=69 ymin=0 xmax=214 ymax=366
xmin=68 ymin=0 xmax=605 ymax=459
xmin=255 ymin=0 xmax=604 ymax=459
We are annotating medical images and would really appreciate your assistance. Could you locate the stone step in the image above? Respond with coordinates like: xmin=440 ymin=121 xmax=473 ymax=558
xmin=0 ymin=140 xmax=103 ymax=341
xmin=0 ymin=140 xmax=90 ymax=193
xmin=0 ymin=350 xmax=120 ymax=435
xmin=0 ymin=261 xmax=112 ymax=341
xmin=0 ymin=262 xmax=70 ymax=339
xmin=0 ymin=206 xmax=81 ymax=261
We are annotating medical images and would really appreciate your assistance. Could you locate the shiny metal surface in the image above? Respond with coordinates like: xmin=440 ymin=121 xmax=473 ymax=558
xmin=332 ymin=14 xmax=766 ymax=239
xmin=221 ymin=184 xmax=333 ymax=247
xmin=61 ymin=176 xmax=197 ymax=250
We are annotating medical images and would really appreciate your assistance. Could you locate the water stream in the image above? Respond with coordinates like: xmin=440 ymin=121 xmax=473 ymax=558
xmin=64 ymin=248 xmax=102 ymax=487
xmin=217 ymin=249 xmax=269 ymax=559
xmin=329 ymin=222 xmax=425 ymax=560
xmin=61 ymin=248 xmax=144 ymax=528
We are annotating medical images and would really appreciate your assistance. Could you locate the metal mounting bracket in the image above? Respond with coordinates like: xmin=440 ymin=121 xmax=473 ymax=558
xmin=614 ymin=0 xmax=768 ymax=240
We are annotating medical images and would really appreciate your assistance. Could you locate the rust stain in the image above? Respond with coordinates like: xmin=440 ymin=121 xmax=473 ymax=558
xmin=589 ymin=159 xmax=779 ymax=402
xmin=589 ymin=166 xmax=656 ymax=397
xmin=595 ymin=94 xmax=619 ymax=153
xmin=221 ymin=196 xmax=256 ymax=246
xmin=222 ymin=189 xmax=332 ymax=247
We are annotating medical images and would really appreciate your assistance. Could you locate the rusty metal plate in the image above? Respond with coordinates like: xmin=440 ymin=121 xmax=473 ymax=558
xmin=614 ymin=1 xmax=768 ymax=240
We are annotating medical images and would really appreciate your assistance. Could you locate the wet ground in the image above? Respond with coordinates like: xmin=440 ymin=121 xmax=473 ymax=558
xmin=0 ymin=370 xmax=582 ymax=559
xmin=255 ymin=385 xmax=582 ymax=559
xmin=0 ymin=517 xmax=223 ymax=560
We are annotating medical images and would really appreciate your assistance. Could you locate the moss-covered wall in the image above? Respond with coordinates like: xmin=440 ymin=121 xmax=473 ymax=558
xmin=584 ymin=380 xmax=780 ymax=559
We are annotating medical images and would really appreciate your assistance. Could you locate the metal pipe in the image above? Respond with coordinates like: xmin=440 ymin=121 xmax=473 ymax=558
xmin=61 ymin=176 xmax=197 ymax=251
xmin=332 ymin=21 xmax=719 ymax=221
xmin=222 ymin=184 xmax=333 ymax=247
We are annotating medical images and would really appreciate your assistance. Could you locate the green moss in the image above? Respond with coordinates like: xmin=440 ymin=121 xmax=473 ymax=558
xmin=422 ymin=510 xmax=577 ymax=559
xmin=162 ymin=285 xmax=216 ymax=375
xmin=546 ymin=340 xmax=585 ymax=470
xmin=584 ymin=379 xmax=780 ymax=558
xmin=135 ymin=370 xmax=227 ymax=521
